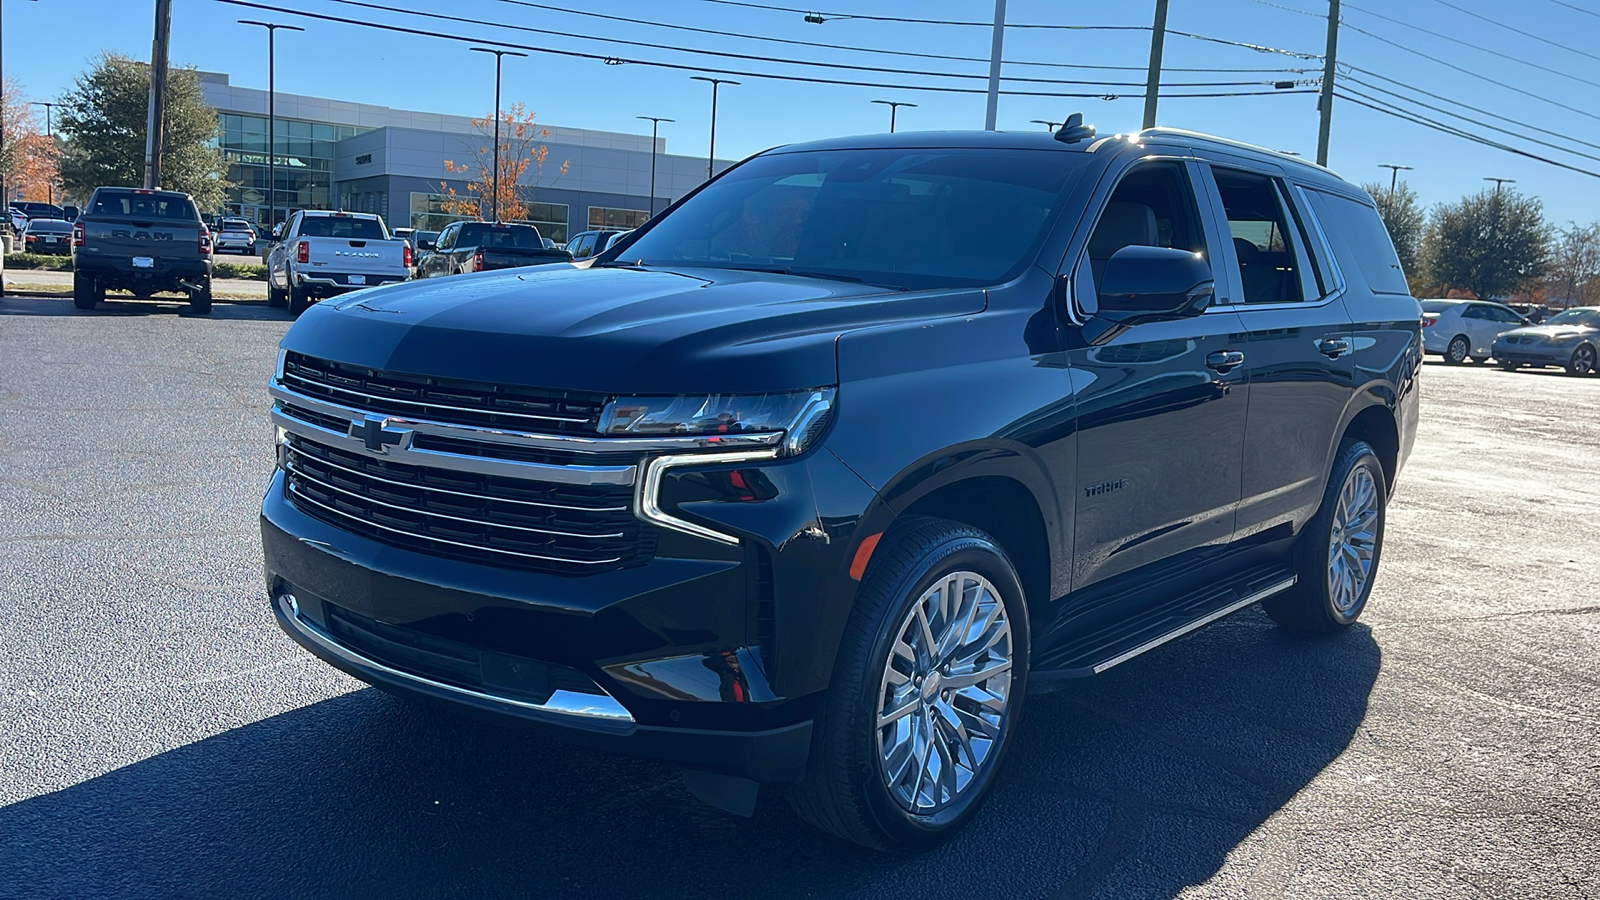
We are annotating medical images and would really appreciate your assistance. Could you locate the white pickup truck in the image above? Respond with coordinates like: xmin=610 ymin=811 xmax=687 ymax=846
xmin=267 ymin=210 xmax=411 ymax=314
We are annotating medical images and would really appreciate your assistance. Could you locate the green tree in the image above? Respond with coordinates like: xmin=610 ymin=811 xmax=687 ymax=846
xmin=55 ymin=53 xmax=230 ymax=210
xmin=1361 ymin=179 xmax=1424 ymax=288
xmin=1418 ymin=188 xmax=1550 ymax=299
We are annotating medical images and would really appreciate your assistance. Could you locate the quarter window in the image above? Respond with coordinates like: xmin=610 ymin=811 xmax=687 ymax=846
xmin=1211 ymin=168 xmax=1309 ymax=304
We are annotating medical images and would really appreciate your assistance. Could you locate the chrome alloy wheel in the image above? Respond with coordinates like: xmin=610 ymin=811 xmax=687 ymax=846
xmin=1328 ymin=466 xmax=1381 ymax=614
xmin=875 ymin=570 xmax=1014 ymax=815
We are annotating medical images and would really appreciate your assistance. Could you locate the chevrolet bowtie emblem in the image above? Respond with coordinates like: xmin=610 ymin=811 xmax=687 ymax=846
xmin=350 ymin=414 xmax=410 ymax=453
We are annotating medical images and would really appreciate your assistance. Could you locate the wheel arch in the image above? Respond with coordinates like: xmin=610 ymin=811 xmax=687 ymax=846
xmin=1340 ymin=403 xmax=1400 ymax=492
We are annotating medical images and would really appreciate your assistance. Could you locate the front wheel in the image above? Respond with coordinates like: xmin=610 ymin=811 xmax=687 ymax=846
xmin=790 ymin=518 xmax=1028 ymax=851
xmin=1445 ymin=336 xmax=1470 ymax=364
xmin=188 ymin=279 xmax=212 ymax=315
xmin=1566 ymin=344 xmax=1597 ymax=376
xmin=1265 ymin=440 xmax=1387 ymax=633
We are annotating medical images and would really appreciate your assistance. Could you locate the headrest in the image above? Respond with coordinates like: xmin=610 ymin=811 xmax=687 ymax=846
xmin=1089 ymin=202 xmax=1158 ymax=259
xmin=1233 ymin=237 xmax=1262 ymax=262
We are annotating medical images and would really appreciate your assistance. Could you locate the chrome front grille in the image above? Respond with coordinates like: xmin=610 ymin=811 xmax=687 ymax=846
xmin=282 ymin=434 xmax=651 ymax=574
xmin=281 ymin=351 xmax=608 ymax=434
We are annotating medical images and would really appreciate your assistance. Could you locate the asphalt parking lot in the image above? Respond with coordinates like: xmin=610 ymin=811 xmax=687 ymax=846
xmin=1 ymin=295 xmax=1596 ymax=899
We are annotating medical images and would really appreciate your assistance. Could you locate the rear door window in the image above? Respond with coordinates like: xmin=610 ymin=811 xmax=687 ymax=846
xmin=1209 ymin=168 xmax=1310 ymax=304
xmin=1303 ymin=189 xmax=1410 ymax=296
xmin=90 ymin=190 xmax=198 ymax=220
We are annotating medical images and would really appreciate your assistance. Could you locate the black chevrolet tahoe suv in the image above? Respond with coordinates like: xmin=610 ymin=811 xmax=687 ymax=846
xmin=71 ymin=187 xmax=214 ymax=314
xmin=262 ymin=124 xmax=1420 ymax=850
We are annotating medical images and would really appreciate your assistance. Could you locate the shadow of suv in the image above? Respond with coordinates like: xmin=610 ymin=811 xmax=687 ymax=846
xmin=259 ymin=120 xmax=1421 ymax=850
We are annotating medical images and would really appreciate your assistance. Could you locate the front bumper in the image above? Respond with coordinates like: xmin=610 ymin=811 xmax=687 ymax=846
xmin=261 ymin=437 xmax=873 ymax=779
xmin=1491 ymin=340 xmax=1571 ymax=366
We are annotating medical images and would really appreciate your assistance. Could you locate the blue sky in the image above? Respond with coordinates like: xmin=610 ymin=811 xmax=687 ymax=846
xmin=6 ymin=0 xmax=1600 ymax=224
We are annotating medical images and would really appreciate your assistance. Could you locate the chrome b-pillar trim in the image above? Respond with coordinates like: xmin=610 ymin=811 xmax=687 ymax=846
xmin=636 ymin=449 xmax=781 ymax=545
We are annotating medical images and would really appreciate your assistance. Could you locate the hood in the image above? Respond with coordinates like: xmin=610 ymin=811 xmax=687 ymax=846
xmin=1497 ymin=323 xmax=1598 ymax=340
xmin=282 ymin=264 xmax=984 ymax=394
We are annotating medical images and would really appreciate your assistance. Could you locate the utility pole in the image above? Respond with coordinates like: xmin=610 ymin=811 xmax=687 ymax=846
xmin=871 ymin=100 xmax=916 ymax=133
xmin=636 ymin=116 xmax=673 ymax=217
xmin=690 ymin=76 xmax=738 ymax=180
xmin=984 ymin=0 xmax=1007 ymax=130
xmin=1316 ymin=0 xmax=1340 ymax=167
xmin=470 ymin=47 xmax=527 ymax=223
xmin=1483 ymin=177 xmax=1514 ymax=300
xmin=1378 ymin=163 xmax=1412 ymax=206
xmin=143 ymin=0 xmax=172 ymax=189
xmin=29 ymin=100 xmax=52 ymax=204
xmin=3 ymin=0 xmax=40 ymax=213
xmin=239 ymin=21 xmax=303 ymax=233
xmin=1142 ymin=0 xmax=1170 ymax=130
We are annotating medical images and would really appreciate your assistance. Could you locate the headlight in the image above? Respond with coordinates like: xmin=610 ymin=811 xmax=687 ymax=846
xmin=599 ymin=388 xmax=835 ymax=456
xmin=1552 ymin=332 xmax=1582 ymax=343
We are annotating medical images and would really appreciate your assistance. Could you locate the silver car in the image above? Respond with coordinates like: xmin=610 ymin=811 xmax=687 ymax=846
xmin=1491 ymin=307 xmax=1600 ymax=376
xmin=214 ymin=218 xmax=258 ymax=254
xmin=1420 ymin=299 xmax=1530 ymax=364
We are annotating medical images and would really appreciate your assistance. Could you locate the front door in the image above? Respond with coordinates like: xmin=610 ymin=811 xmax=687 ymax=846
xmin=1064 ymin=159 xmax=1250 ymax=591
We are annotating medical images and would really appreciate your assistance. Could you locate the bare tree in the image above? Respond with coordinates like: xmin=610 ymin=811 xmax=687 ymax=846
xmin=1548 ymin=222 xmax=1600 ymax=308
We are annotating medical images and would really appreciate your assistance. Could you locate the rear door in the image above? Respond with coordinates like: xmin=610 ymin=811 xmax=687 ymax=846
xmin=1194 ymin=160 xmax=1354 ymax=541
xmin=1065 ymin=156 xmax=1250 ymax=590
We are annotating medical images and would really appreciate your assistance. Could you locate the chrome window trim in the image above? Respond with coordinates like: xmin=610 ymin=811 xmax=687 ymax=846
xmin=270 ymin=382 xmax=784 ymax=454
xmin=636 ymin=449 xmax=781 ymax=545
xmin=276 ymin=594 xmax=635 ymax=726
xmin=270 ymin=406 xmax=638 ymax=486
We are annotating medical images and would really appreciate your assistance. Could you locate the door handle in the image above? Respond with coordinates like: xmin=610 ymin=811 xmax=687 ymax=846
xmin=1206 ymin=350 xmax=1245 ymax=372
xmin=1318 ymin=338 xmax=1352 ymax=359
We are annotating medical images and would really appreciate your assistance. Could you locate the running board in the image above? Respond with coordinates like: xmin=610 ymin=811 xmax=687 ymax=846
xmin=1032 ymin=566 xmax=1297 ymax=683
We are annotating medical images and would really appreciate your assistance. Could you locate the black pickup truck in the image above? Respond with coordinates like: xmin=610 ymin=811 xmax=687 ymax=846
xmin=71 ymin=187 xmax=213 ymax=314
xmin=415 ymin=221 xmax=571 ymax=278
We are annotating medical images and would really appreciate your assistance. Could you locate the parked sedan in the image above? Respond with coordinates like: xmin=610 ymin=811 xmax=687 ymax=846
xmin=1491 ymin=307 xmax=1600 ymax=376
xmin=1421 ymin=299 xmax=1530 ymax=364
xmin=19 ymin=218 xmax=74 ymax=255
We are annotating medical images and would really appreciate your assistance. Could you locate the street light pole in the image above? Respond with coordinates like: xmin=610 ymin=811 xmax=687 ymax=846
xmin=1378 ymin=163 xmax=1412 ymax=206
xmin=1484 ymin=176 xmax=1515 ymax=197
xmin=239 ymin=20 xmax=303 ymax=233
xmin=636 ymin=116 xmax=674 ymax=217
xmin=29 ymin=100 xmax=52 ymax=204
xmin=690 ymin=76 xmax=738 ymax=180
xmin=871 ymin=100 xmax=916 ymax=133
xmin=1030 ymin=119 xmax=1064 ymax=132
xmin=470 ymin=47 xmax=528 ymax=223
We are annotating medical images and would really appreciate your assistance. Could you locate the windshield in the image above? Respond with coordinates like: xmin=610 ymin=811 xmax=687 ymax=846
xmin=221 ymin=219 xmax=253 ymax=232
xmin=26 ymin=220 xmax=71 ymax=233
xmin=1420 ymin=299 xmax=1459 ymax=313
xmin=1543 ymin=309 xmax=1600 ymax=327
xmin=617 ymin=147 xmax=1089 ymax=290
xmin=298 ymin=216 xmax=387 ymax=239
xmin=459 ymin=223 xmax=543 ymax=249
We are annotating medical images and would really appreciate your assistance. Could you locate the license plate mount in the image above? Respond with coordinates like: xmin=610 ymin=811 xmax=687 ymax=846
xmin=348 ymin=274 xmax=366 ymax=285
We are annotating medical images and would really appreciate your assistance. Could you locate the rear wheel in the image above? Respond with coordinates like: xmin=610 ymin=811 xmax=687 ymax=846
xmin=1445 ymin=335 xmax=1470 ymax=364
xmin=72 ymin=271 xmax=98 ymax=310
xmin=267 ymin=280 xmax=287 ymax=308
xmin=1566 ymin=344 xmax=1597 ymax=376
xmin=187 ymin=278 xmax=212 ymax=315
xmin=790 ymin=518 xmax=1028 ymax=851
xmin=288 ymin=284 xmax=312 ymax=315
xmin=1265 ymin=440 xmax=1386 ymax=633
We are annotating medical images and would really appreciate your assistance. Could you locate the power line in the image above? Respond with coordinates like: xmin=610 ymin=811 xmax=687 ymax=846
xmin=491 ymin=0 xmax=1310 ymax=75
xmin=1548 ymin=0 xmax=1600 ymax=19
xmin=1338 ymin=80 xmax=1600 ymax=165
xmin=1334 ymin=90 xmax=1600 ymax=179
xmin=693 ymin=0 xmax=1150 ymax=29
xmin=1424 ymin=0 xmax=1600 ymax=64
xmin=1342 ymin=64 xmax=1600 ymax=153
xmin=1338 ymin=19 xmax=1600 ymax=124
xmin=1340 ymin=1 xmax=1600 ymax=90
xmin=307 ymin=0 xmax=1297 ymax=89
xmin=216 ymin=1 xmax=1320 ymax=100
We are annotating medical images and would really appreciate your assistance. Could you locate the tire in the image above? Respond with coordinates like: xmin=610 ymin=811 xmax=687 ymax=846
xmin=288 ymin=284 xmax=312 ymax=316
xmin=188 ymin=279 xmax=212 ymax=315
xmin=267 ymin=281 xmax=287 ymax=308
xmin=1445 ymin=335 xmax=1470 ymax=364
xmin=1265 ymin=440 xmax=1387 ymax=634
xmin=72 ymin=271 xmax=98 ymax=310
xmin=1566 ymin=344 xmax=1597 ymax=377
xmin=1498 ymin=362 xmax=1521 ymax=372
xmin=790 ymin=518 xmax=1029 ymax=851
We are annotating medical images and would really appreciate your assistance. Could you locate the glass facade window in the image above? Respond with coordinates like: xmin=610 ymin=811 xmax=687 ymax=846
xmin=589 ymin=206 xmax=650 ymax=231
xmin=409 ymin=192 xmax=474 ymax=233
xmin=216 ymin=113 xmax=362 ymax=224
xmin=514 ymin=201 xmax=571 ymax=243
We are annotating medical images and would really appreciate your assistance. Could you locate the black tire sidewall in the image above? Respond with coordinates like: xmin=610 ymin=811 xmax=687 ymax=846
xmin=850 ymin=532 xmax=1030 ymax=849
xmin=1297 ymin=442 xmax=1387 ymax=628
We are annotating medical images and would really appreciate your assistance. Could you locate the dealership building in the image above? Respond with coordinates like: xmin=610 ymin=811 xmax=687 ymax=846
xmin=198 ymin=72 xmax=726 ymax=242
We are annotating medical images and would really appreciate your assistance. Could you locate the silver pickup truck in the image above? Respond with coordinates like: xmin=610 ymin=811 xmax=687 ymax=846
xmin=267 ymin=210 xmax=411 ymax=314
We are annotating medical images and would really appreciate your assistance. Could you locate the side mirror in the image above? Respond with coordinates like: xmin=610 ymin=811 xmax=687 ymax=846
xmin=1097 ymin=244 xmax=1213 ymax=324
